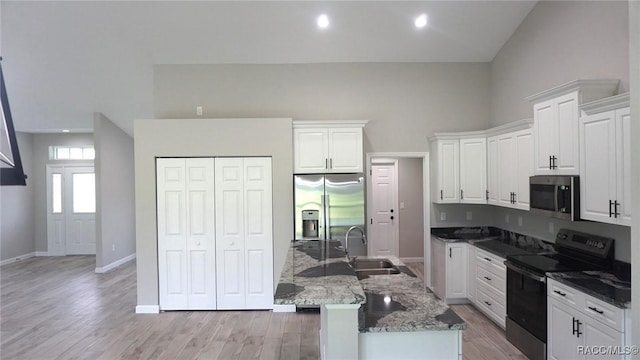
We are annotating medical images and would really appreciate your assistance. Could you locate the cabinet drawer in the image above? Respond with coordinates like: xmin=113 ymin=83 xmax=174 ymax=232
xmin=476 ymin=286 xmax=506 ymax=327
xmin=547 ymin=278 xmax=580 ymax=307
xmin=583 ymin=296 xmax=624 ymax=332
xmin=477 ymin=266 xmax=505 ymax=295
xmin=475 ymin=249 xmax=506 ymax=277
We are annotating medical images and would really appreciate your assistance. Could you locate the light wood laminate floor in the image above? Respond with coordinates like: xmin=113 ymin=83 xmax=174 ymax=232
xmin=2 ymin=256 xmax=525 ymax=359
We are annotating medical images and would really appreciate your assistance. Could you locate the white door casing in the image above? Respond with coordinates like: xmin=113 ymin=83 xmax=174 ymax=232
xmin=46 ymin=165 xmax=96 ymax=256
xmin=369 ymin=160 xmax=398 ymax=257
xmin=157 ymin=158 xmax=216 ymax=310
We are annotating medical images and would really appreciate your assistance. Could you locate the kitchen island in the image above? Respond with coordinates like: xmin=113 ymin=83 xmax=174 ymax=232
xmin=274 ymin=240 xmax=465 ymax=360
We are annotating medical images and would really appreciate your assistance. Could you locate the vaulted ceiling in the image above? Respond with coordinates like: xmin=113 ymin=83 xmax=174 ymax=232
xmin=1 ymin=1 xmax=537 ymax=134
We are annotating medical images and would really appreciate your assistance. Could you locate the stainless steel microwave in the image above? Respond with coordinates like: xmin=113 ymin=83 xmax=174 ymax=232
xmin=529 ymin=175 xmax=580 ymax=221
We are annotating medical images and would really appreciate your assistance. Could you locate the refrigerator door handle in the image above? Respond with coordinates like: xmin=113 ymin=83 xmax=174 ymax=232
xmin=325 ymin=194 xmax=331 ymax=240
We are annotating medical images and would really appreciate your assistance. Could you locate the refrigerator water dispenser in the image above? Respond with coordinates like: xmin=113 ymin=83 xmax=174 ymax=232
xmin=302 ymin=210 xmax=319 ymax=238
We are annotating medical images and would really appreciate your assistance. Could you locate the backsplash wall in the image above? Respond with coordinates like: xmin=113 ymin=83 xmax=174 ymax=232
xmin=492 ymin=207 xmax=631 ymax=263
xmin=430 ymin=204 xmax=495 ymax=228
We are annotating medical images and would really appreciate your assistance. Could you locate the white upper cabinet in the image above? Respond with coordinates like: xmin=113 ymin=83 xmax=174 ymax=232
xmin=527 ymin=80 xmax=619 ymax=175
xmin=293 ymin=121 xmax=367 ymax=173
xmin=430 ymin=135 xmax=486 ymax=204
xmin=459 ymin=137 xmax=488 ymax=204
xmin=486 ymin=121 xmax=533 ymax=211
xmin=579 ymin=94 xmax=630 ymax=226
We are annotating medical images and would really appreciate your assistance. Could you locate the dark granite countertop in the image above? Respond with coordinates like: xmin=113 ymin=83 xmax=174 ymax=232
xmin=432 ymin=226 xmax=553 ymax=258
xmin=547 ymin=271 xmax=631 ymax=309
xmin=274 ymin=240 xmax=366 ymax=305
xmin=358 ymin=264 xmax=466 ymax=333
xmin=274 ymin=240 xmax=466 ymax=332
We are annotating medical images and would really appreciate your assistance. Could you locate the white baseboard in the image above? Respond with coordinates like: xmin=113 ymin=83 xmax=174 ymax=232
xmin=95 ymin=253 xmax=136 ymax=273
xmin=35 ymin=251 xmax=50 ymax=256
xmin=400 ymin=257 xmax=424 ymax=263
xmin=272 ymin=304 xmax=296 ymax=313
xmin=136 ymin=305 xmax=160 ymax=314
xmin=0 ymin=252 xmax=35 ymax=266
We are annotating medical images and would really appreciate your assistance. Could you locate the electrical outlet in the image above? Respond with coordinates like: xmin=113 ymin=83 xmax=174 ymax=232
xmin=518 ymin=216 xmax=523 ymax=226
xmin=400 ymin=202 xmax=405 ymax=209
xmin=440 ymin=212 xmax=447 ymax=221
xmin=505 ymin=214 xmax=510 ymax=223
xmin=549 ymin=222 xmax=554 ymax=234
xmin=112 ymin=244 xmax=115 ymax=251
xmin=466 ymin=211 xmax=472 ymax=221
xmin=196 ymin=106 xmax=203 ymax=116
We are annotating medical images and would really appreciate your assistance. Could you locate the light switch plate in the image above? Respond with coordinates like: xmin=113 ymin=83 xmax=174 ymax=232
xmin=518 ymin=216 xmax=523 ymax=226
xmin=466 ymin=211 xmax=472 ymax=221
xmin=440 ymin=212 xmax=446 ymax=221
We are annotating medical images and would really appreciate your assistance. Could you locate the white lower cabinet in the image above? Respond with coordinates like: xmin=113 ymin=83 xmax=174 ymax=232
xmin=471 ymin=247 xmax=506 ymax=328
xmin=157 ymin=157 xmax=273 ymax=311
xmin=547 ymin=278 xmax=628 ymax=360
xmin=466 ymin=245 xmax=476 ymax=303
xmin=431 ymin=237 xmax=467 ymax=304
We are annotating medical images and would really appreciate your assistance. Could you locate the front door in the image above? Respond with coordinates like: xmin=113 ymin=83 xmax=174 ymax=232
xmin=369 ymin=161 xmax=397 ymax=257
xmin=47 ymin=166 xmax=96 ymax=255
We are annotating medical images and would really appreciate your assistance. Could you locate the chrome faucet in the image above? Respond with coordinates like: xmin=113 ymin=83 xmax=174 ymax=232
xmin=345 ymin=226 xmax=367 ymax=261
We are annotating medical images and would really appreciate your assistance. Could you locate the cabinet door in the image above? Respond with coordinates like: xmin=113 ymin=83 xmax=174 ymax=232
xmin=548 ymin=297 xmax=583 ymax=360
xmin=157 ymin=158 xmax=216 ymax=311
xmin=615 ymin=108 xmax=631 ymax=226
xmin=497 ymin=134 xmax=515 ymax=208
xmin=533 ymin=99 xmax=557 ymax=175
xmin=294 ymin=128 xmax=328 ymax=173
xmin=328 ymin=128 xmax=363 ymax=173
xmin=555 ymin=91 xmax=580 ymax=175
xmin=459 ymin=137 xmax=487 ymax=204
xmin=467 ymin=245 xmax=476 ymax=303
xmin=579 ymin=111 xmax=616 ymax=224
xmin=446 ymin=243 xmax=467 ymax=299
xmin=243 ymin=158 xmax=274 ymax=309
xmin=514 ymin=130 xmax=533 ymax=210
xmin=430 ymin=236 xmax=446 ymax=300
xmin=583 ymin=315 xmax=624 ymax=360
xmin=436 ymin=140 xmax=460 ymax=203
xmin=486 ymin=136 xmax=499 ymax=205
xmin=215 ymin=158 xmax=246 ymax=310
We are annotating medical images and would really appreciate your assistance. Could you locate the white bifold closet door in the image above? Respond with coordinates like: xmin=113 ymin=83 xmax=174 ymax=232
xmin=215 ymin=157 xmax=273 ymax=310
xmin=157 ymin=158 xmax=216 ymax=310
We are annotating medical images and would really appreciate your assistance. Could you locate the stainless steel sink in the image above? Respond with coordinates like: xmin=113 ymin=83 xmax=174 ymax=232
xmin=355 ymin=268 xmax=401 ymax=277
xmin=351 ymin=258 xmax=395 ymax=270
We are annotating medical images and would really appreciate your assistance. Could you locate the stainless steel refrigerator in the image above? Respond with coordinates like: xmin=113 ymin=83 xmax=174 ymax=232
xmin=294 ymin=174 xmax=366 ymax=256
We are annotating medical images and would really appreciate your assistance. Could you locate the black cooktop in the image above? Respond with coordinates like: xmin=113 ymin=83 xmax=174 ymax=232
xmin=507 ymin=254 xmax=582 ymax=273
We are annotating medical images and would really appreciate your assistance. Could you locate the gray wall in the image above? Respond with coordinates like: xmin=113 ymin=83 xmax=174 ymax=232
xmin=134 ymin=118 xmax=292 ymax=307
xmin=94 ymin=113 xmax=136 ymax=269
xmin=154 ymin=63 xmax=492 ymax=153
xmin=491 ymin=1 xmax=629 ymax=126
xmin=32 ymin=133 xmax=94 ymax=252
xmin=487 ymin=0 xmax=631 ymax=262
xmin=397 ymin=158 xmax=424 ymax=259
xmin=1 ymin=132 xmax=35 ymax=261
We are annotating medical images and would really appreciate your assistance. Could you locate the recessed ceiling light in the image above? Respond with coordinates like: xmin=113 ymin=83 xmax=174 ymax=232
xmin=415 ymin=14 xmax=428 ymax=29
xmin=62 ymin=129 xmax=70 ymax=133
xmin=317 ymin=14 xmax=330 ymax=29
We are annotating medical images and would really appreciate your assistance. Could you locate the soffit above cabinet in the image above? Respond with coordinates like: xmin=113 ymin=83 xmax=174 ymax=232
xmin=525 ymin=79 xmax=620 ymax=104
xmin=580 ymin=93 xmax=630 ymax=115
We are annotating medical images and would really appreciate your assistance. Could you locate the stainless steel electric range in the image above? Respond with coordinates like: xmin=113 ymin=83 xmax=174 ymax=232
xmin=504 ymin=229 xmax=615 ymax=360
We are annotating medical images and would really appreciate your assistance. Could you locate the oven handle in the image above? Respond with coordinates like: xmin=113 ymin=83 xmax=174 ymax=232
xmin=505 ymin=262 xmax=546 ymax=282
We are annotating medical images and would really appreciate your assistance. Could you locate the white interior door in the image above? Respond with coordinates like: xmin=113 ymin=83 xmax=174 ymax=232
xmin=215 ymin=157 xmax=274 ymax=310
xmin=369 ymin=161 xmax=397 ymax=257
xmin=157 ymin=158 xmax=216 ymax=310
xmin=47 ymin=165 xmax=96 ymax=255
xmin=215 ymin=158 xmax=246 ymax=310
xmin=242 ymin=158 xmax=273 ymax=309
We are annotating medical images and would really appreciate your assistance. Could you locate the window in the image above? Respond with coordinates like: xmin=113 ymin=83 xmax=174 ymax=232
xmin=49 ymin=146 xmax=95 ymax=160
xmin=72 ymin=173 xmax=95 ymax=213
xmin=52 ymin=174 xmax=62 ymax=213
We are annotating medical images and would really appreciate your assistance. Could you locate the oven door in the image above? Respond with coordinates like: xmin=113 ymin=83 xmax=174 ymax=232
xmin=506 ymin=262 xmax=547 ymax=342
